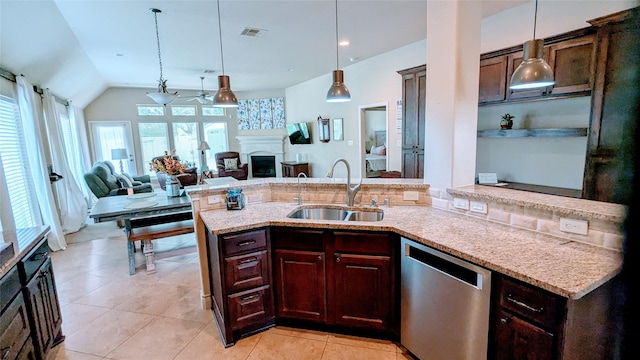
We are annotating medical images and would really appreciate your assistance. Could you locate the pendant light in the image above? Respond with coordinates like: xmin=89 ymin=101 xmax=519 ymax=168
xmin=146 ymin=8 xmax=179 ymax=106
xmin=212 ymin=0 xmax=238 ymax=108
xmin=509 ymin=0 xmax=555 ymax=90
xmin=326 ymin=0 xmax=351 ymax=102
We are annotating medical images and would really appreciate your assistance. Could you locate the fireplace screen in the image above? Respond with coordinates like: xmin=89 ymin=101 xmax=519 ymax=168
xmin=251 ymin=156 xmax=276 ymax=178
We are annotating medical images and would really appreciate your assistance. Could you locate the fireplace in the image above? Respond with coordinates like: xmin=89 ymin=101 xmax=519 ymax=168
xmin=237 ymin=135 xmax=286 ymax=178
xmin=251 ymin=156 xmax=276 ymax=178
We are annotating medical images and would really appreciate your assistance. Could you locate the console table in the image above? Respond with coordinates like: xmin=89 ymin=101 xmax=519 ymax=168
xmin=281 ymin=161 xmax=309 ymax=177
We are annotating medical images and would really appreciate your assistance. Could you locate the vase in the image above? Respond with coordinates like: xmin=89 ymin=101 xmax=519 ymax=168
xmin=166 ymin=175 xmax=181 ymax=197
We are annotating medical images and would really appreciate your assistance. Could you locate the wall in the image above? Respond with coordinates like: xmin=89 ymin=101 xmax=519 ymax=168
xmin=364 ymin=109 xmax=386 ymax=152
xmin=285 ymin=40 xmax=426 ymax=178
xmin=476 ymin=97 xmax=590 ymax=189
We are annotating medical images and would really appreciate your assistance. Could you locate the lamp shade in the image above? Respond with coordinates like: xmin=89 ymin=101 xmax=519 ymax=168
xmin=198 ymin=141 xmax=210 ymax=151
xmin=111 ymin=148 xmax=128 ymax=160
xmin=212 ymin=75 xmax=238 ymax=108
xmin=147 ymin=91 xmax=179 ymax=105
xmin=509 ymin=39 xmax=555 ymax=90
xmin=326 ymin=70 xmax=351 ymax=102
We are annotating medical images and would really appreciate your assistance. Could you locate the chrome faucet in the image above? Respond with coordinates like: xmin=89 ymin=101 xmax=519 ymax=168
xmin=294 ymin=172 xmax=308 ymax=205
xmin=326 ymin=158 xmax=362 ymax=207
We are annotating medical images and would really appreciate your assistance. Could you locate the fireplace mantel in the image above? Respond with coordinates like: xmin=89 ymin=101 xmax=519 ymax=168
xmin=236 ymin=135 xmax=285 ymax=178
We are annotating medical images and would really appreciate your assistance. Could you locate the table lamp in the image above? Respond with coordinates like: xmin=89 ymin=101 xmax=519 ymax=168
xmin=198 ymin=141 xmax=210 ymax=171
xmin=111 ymin=148 xmax=128 ymax=174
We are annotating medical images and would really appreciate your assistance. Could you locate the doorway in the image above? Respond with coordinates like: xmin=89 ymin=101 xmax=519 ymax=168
xmin=359 ymin=103 xmax=388 ymax=178
xmin=89 ymin=121 xmax=136 ymax=174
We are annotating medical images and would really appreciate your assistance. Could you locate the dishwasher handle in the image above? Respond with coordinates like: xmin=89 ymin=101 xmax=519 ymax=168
xmin=405 ymin=243 xmax=484 ymax=289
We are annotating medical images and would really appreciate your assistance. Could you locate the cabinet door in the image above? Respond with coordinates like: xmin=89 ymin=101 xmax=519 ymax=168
xmin=401 ymin=69 xmax=426 ymax=149
xmin=493 ymin=310 xmax=555 ymax=360
xmin=332 ymin=253 xmax=391 ymax=331
xmin=274 ymin=249 xmax=327 ymax=322
xmin=548 ymin=34 xmax=596 ymax=95
xmin=0 ymin=291 xmax=32 ymax=360
xmin=401 ymin=149 xmax=424 ymax=179
xmin=479 ymin=56 xmax=508 ymax=102
xmin=506 ymin=48 xmax=551 ymax=100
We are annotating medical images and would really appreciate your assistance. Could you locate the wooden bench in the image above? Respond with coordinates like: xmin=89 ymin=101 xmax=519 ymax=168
xmin=125 ymin=212 xmax=195 ymax=275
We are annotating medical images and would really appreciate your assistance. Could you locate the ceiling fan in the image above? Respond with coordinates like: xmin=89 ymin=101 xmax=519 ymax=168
xmin=186 ymin=77 xmax=214 ymax=104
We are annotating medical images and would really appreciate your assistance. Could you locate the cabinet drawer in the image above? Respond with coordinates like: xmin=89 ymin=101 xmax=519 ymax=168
xmin=498 ymin=277 xmax=558 ymax=329
xmin=224 ymin=250 xmax=270 ymax=293
xmin=0 ymin=292 xmax=31 ymax=360
xmin=272 ymin=228 xmax=325 ymax=251
xmin=334 ymin=231 xmax=393 ymax=255
xmin=227 ymin=285 xmax=274 ymax=330
xmin=1 ymin=267 xmax=21 ymax=312
xmin=222 ymin=229 xmax=267 ymax=256
xmin=18 ymin=240 xmax=50 ymax=284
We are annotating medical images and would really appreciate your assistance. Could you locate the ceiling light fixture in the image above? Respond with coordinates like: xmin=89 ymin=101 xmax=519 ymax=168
xmin=326 ymin=0 xmax=351 ymax=103
xmin=146 ymin=8 xmax=179 ymax=106
xmin=509 ymin=0 xmax=555 ymax=90
xmin=188 ymin=76 xmax=213 ymax=104
xmin=212 ymin=0 xmax=238 ymax=108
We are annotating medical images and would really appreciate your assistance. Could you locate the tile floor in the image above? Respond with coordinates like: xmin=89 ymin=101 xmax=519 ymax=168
xmin=48 ymin=224 xmax=413 ymax=360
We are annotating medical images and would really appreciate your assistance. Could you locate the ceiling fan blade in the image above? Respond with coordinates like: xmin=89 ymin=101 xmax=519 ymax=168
xmin=196 ymin=97 xmax=211 ymax=104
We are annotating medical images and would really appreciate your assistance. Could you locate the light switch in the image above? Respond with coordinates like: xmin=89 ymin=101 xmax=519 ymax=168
xmin=403 ymin=191 xmax=419 ymax=201
xmin=348 ymin=140 xmax=354 ymax=146
xmin=470 ymin=201 xmax=487 ymax=214
xmin=453 ymin=198 xmax=469 ymax=210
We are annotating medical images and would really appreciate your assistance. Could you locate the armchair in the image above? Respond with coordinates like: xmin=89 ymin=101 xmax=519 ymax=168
xmin=215 ymin=151 xmax=248 ymax=180
xmin=84 ymin=161 xmax=153 ymax=199
xmin=151 ymin=155 xmax=198 ymax=190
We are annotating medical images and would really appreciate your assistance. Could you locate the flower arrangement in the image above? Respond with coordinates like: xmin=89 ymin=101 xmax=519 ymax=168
xmin=500 ymin=113 xmax=515 ymax=129
xmin=151 ymin=150 xmax=186 ymax=175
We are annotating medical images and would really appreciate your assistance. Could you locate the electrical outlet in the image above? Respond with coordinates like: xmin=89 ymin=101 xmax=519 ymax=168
xmin=403 ymin=191 xmax=419 ymax=201
xmin=397 ymin=139 xmax=402 ymax=147
xmin=453 ymin=198 xmax=469 ymax=210
xmin=347 ymin=140 xmax=354 ymax=146
xmin=208 ymin=195 xmax=222 ymax=204
xmin=470 ymin=201 xmax=487 ymax=214
xmin=560 ymin=218 xmax=588 ymax=235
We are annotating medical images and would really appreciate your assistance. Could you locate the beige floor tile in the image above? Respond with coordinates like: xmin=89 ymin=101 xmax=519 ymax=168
xmin=114 ymin=282 xmax=190 ymax=315
xmin=247 ymin=332 xmax=326 ymax=360
xmin=50 ymin=343 xmax=103 ymax=360
xmin=60 ymin=303 xmax=110 ymax=336
xmin=160 ymin=289 xmax=214 ymax=324
xmin=267 ymin=326 xmax=330 ymax=342
xmin=321 ymin=343 xmax=396 ymax=360
xmin=106 ymin=316 xmax=206 ymax=360
xmin=327 ymin=334 xmax=399 ymax=353
xmin=63 ymin=309 xmax=155 ymax=357
xmin=174 ymin=321 xmax=261 ymax=360
xmin=73 ymin=280 xmax=144 ymax=309
xmin=56 ymin=273 xmax=115 ymax=303
xmin=157 ymin=262 xmax=202 ymax=287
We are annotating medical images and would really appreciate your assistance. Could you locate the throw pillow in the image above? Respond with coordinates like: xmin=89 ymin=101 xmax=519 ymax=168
xmin=116 ymin=174 xmax=133 ymax=188
xmin=224 ymin=158 xmax=239 ymax=171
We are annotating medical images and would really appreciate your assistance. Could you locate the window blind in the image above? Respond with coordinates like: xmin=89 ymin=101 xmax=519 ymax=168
xmin=0 ymin=94 xmax=41 ymax=229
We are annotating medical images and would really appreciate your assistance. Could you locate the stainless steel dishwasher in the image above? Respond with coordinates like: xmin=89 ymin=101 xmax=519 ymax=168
xmin=400 ymin=237 xmax=492 ymax=360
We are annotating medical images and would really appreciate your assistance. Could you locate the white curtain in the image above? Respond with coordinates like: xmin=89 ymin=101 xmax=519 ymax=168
xmin=16 ymin=76 xmax=66 ymax=251
xmin=42 ymin=89 xmax=87 ymax=234
xmin=69 ymin=105 xmax=93 ymax=207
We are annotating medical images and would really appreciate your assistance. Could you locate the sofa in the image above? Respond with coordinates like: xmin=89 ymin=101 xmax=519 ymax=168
xmin=84 ymin=161 xmax=153 ymax=198
xmin=215 ymin=151 xmax=248 ymax=180
xmin=151 ymin=155 xmax=198 ymax=190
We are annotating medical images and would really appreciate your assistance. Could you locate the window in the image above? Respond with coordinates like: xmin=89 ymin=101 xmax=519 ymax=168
xmin=202 ymin=122 xmax=228 ymax=168
xmin=139 ymin=122 xmax=169 ymax=175
xmin=0 ymin=95 xmax=42 ymax=229
xmin=171 ymin=106 xmax=196 ymax=116
xmin=172 ymin=122 xmax=199 ymax=166
xmin=137 ymin=105 xmax=165 ymax=116
xmin=202 ymin=106 xmax=225 ymax=116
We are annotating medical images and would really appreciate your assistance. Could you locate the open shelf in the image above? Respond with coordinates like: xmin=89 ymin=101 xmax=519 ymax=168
xmin=477 ymin=128 xmax=588 ymax=138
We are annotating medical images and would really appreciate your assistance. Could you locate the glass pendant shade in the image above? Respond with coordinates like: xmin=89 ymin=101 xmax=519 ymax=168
xmin=326 ymin=70 xmax=351 ymax=102
xmin=509 ymin=40 xmax=555 ymax=90
xmin=147 ymin=91 xmax=178 ymax=105
xmin=146 ymin=8 xmax=178 ymax=106
xmin=212 ymin=75 xmax=238 ymax=108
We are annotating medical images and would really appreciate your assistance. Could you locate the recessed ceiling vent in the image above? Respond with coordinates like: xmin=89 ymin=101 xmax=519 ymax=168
xmin=240 ymin=27 xmax=268 ymax=38
xmin=203 ymin=69 xmax=216 ymax=74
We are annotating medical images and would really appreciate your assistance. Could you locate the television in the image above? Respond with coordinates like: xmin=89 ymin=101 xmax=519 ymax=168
xmin=286 ymin=122 xmax=312 ymax=145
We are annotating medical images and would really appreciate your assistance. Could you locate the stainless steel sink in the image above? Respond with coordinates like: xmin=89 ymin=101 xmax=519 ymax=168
xmin=287 ymin=206 xmax=383 ymax=222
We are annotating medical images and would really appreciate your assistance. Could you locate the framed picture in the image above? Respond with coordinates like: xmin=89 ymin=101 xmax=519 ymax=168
xmin=333 ymin=118 xmax=343 ymax=141
xmin=318 ymin=116 xmax=330 ymax=143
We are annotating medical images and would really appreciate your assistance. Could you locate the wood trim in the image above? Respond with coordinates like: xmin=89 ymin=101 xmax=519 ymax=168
xmin=397 ymin=64 xmax=426 ymax=75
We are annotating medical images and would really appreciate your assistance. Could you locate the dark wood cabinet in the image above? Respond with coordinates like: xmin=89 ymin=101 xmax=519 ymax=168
xmin=583 ymin=11 xmax=640 ymax=203
xmin=271 ymin=227 xmax=397 ymax=336
xmin=493 ymin=309 xmax=555 ymax=360
xmin=206 ymin=227 xmax=274 ymax=347
xmin=398 ymin=65 xmax=426 ymax=179
xmin=280 ymin=161 xmax=309 ymax=178
xmin=479 ymin=56 xmax=508 ymax=102
xmin=1 ymin=267 xmax=35 ymax=360
xmin=547 ymin=34 xmax=597 ymax=95
xmin=506 ymin=48 xmax=551 ymax=100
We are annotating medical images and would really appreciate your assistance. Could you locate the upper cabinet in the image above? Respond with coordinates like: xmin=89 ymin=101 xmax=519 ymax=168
xmin=479 ymin=29 xmax=597 ymax=105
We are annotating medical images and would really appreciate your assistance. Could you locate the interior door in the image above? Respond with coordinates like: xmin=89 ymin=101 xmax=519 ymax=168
xmin=89 ymin=121 xmax=136 ymax=174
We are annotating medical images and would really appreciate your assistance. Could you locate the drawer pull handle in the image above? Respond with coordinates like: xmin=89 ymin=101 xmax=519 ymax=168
xmin=32 ymin=252 xmax=49 ymax=261
xmin=507 ymin=294 xmax=544 ymax=313
xmin=2 ymin=345 xmax=13 ymax=360
xmin=241 ymin=294 xmax=260 ymax=302
xmin=500 ymin=317 xmax=511 ymax=324
xmin=236 ymin=240 xmax=256 ymax=247
xmin=239 ymin=257 xmax=257 ymax=264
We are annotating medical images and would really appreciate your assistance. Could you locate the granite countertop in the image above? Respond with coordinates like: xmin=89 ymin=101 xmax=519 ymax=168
xmin=199 ymin=202 xmax=622 ymax=300
xmin=0 ymin=225 xmax=51 ymax=279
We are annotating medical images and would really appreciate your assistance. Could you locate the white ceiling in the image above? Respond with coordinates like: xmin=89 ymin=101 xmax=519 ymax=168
xmin=1 ymin=0 xmax=531 ymax=108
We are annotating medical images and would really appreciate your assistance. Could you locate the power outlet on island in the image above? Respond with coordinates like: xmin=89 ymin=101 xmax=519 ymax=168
xmin=403 ymin=191 xmax=420 ymax=201
xmin=560 ymin=218 xmax=589 ymax=235
xmin=470 ymin=201 xmax=487 ymax=214
xmin=453 ymin=198 xmax=469 ymax=210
